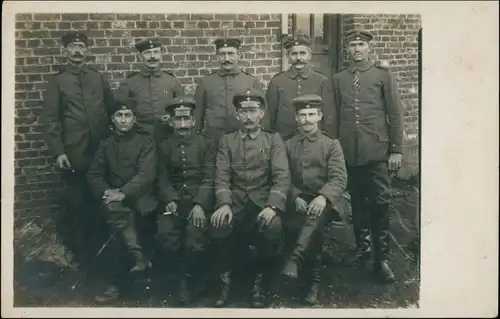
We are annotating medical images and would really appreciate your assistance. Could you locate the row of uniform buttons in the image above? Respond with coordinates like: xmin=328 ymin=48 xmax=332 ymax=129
xmin=180 ymin=143 xmax=188 ymax=189
xmin=353 ymin=80 xmax=361 ymax=124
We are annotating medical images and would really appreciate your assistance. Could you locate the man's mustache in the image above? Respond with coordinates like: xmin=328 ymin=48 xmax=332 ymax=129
xmin=72 ymin=53 xmax=84 ymax=57
xmin=147 ymin=59 xmax=159 ymax=63
xmin=223 ymin=61 xmax=233 ymax=65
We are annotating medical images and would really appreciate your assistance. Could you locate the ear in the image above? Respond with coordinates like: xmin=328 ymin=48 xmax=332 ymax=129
xmin=318 ymin=110 xmax=324 ymax=121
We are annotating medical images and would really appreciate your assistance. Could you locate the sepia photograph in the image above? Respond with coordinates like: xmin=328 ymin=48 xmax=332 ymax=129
xmin=2 ymin=1 xmax=498 ymax=318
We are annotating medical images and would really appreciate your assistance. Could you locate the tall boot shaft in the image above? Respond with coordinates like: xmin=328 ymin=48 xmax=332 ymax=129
xmin=213 ymin=270 xmax=232 ymax=308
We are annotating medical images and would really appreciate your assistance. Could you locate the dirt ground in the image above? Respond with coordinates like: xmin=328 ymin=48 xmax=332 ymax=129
xmin=13 ymin=178 xmax=420 ymax=309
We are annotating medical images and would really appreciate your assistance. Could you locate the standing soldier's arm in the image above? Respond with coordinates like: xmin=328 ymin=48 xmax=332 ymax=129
xmin=120 ymin=138 xmax=157 ymax=200
xmin=267 ymin=133 xmax=291 ymax=212
xmin=115 ymin=79 xmax=131 ymax=103
xmin=318 ymin=139 xmax=348 ymax=204
xmin=382 ymin=70 xmax=404 ymax=154
xmin=101 ymin=73 xmax=117 ymax=116
xmin=263 ymin=80 xmax=279 ymax=131
xmin=41 ymin=75 xmax=65 ymax=159
xmin=214 ymin=135 xmax=232 ymax=209
xmin=87 ymin=143 xmax=111 ymax=198
xmin=156 ymin=144 xmax=180 ymax=204
xmin=172 ymin=77 xmax=185 ymax=98
xmin=193 ymin=138 xmax=217 ymax=212
xmin=320 ymin=78 xmax=337 ymax=139
xmin=193 ymin=79 xmax=206 ymax=133
xmin=331 ymin=75 xmax=342 ymax=138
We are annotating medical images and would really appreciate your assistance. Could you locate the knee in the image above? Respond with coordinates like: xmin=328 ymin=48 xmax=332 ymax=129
xmin=209 ymin=223 xmax=233 ymax=240
xmin=263 ymin=216 xmax=283 ymax=240
xmin=185 ymin=224 xmax=207 ymax=253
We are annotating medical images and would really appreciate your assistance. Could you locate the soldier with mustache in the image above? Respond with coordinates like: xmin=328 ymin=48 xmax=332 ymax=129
xmin=41 ymin=31 xmax=116 ymax=268
xmin=263 ymin=34 xmax=337 ymax=139
xmin=116 ymin=36 xmax=185 ymax=142
xmin=115 ymin=36 xmax=185 ymax=265
xmin=194 ymin=37 xmax=261 ymax=141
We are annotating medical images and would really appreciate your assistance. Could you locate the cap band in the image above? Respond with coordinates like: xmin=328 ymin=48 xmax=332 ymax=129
xmin=239 ymin=101 xmax=261 ymax=108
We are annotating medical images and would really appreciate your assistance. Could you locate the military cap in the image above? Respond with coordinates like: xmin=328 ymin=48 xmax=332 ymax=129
xmin=292 ymin=94 xmax=324 ymax=112
xmin=165 ymin=96 xmax=196 ymax=117
xmin=233 ymin=88 xmax=266 ymax=109
xmin=61 ymin=31 xmax=88 ymax=47
xmin=283 ymin=33 xmax=312 ymax=49
xmin=345 ymin=29 xmax=373 ymax=43
xmin=135 ymin=37 xmax=162 ymax=53
xmin=110 ymin=98 xmax=138 ymax=116
xmin=214 ymin=37 xmax=241 ymax=50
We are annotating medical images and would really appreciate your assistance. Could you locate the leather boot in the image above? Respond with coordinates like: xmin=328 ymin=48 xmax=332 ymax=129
xmin=213 ymin=270 xmax=232 ymax=308
xmin=343 ymin=228 xmax=372 ymax=267
xmin=178 ymin=273 xmax=192 ymax=306
xmin=282 ymin=256 xmax=300 ymax=279
xmin=373 ymin=230 xmax=396 ymax=283
xmin=251 ymin=273 xmax=267 ymax=308
xmin=303 ymin=247 xmax=322 ymax=305
xmin=129 ymin=249 xmax=151 ymax=273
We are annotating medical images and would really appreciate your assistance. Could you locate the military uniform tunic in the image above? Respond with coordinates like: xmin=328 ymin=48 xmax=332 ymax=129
xmin=42 ymin=63 xmax=115 ymax=171
xmin=116 ymin=66 xmax=184 ymax=138
xmin=87 ymin=129 xmax=158 ymax=215
xmin=194 ymin=68 xmax=261 ymax=139
xmin=214 ymin=129 xmax=290 ymax=214
xmin=333 ymin=60 xmax=404 ymax=167
xmin=264 ymin=65 xmax=337 ymax=139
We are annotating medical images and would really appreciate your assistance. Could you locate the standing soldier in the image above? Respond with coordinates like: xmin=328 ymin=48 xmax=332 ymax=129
xmin=194 ymin=37 xmax=261 ymax=140
xmin=156 ymin=96 xmax=216 ymax=306
xmin=116 ymin=36 xmax=184 ymax=141
xmin=210 ymin=88 xmax=290 ymax=308
xmin=87 ymin=98 xmax=157 ymax=303
xmin=41 ymin=30 xmax=116 ymax=267
xmin=264 ymin=34 xmax=336 ymax=139
xmin=333 ymin=29 xmax=404 ymax=283
xmin=116 ymin=36 xmax=184 ymax=260
xmin=281 ymin=95 xmax=347 ymax=305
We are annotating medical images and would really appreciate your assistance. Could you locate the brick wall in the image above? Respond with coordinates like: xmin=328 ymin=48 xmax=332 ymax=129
xmin=13 ymin=13 xmax=421 ymax=221
xmin=13 ymin=13 xmax=283 ymax=221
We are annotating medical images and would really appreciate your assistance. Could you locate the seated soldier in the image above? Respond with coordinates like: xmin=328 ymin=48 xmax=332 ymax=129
xmin=281 ymin=94 xmax=348 ymax=305
xmin=155 ymin=96 xmax=216 ymax=306
xmin=210 ymin=88 xmax=290 ymax=308
xmin=87 ymin=98 xmax=157 ymax=303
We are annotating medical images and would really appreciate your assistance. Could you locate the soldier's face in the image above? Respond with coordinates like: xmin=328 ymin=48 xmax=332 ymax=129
xmin=237 ymin=106 xmax=264 ymax=131
xmin=64 ymin=42 xmax=88 ymax=64
xmin=140 ymin=47 xmax=163 ymax=69
xmin=217 ymin=47 xmax=240 ymax=71
xmin=170 ymin=114 xmax=195 ymax=136
xmin=112 ymin=109 xmax=136 ymax=133
xmin=296 ymin=108 xmax=322 ymax=133
xmin=288 ymin=45 xmax=312 ymax=70
xmin=348 ymin=40 xmax=370 ymax=62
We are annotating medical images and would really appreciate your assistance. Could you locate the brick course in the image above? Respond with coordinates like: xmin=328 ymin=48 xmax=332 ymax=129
xmin=13 ymin=13 xmax=421 ymax=219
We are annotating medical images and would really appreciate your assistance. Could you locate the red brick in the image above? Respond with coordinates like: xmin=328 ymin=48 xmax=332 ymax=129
xmin=16 ymin=13 xmax=33 ymax=21
xmin=61 ymin=13 xmax=89 ymax=20
xmin=167 ymin=14 xmax=190 ymax=20
xmin=34 ymin=13 xmax=61 ymax=21
xmin=214 ymin=14 xmax=237 ymax=20
xmin=90 ymin=13 xmax=115 ymax=21
xmin=116 ymin=14 xmax=141 ymax=20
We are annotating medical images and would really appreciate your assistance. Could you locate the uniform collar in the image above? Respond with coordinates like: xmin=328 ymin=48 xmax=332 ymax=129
xmin=289 ymin=64 xmax=313 ymax=79
xmin=298 ymin=128 xmax=321 ymax=142
xmin=217 ymin=65 xmax=241 ymax=76
xmin=239 ymin=127 xmax=261 ymax=140
xmin=172 ymin=131 xmax=196 ymax=145
xmin=348 ymin=60 xmax=374 ymax=73
xmin=66 ymin=62 xmax=89 ymax=75
xmin=140 ymin=65 xmax=162 ymax=77
xmin=113 ymin=127 xmax=137 ymax=141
